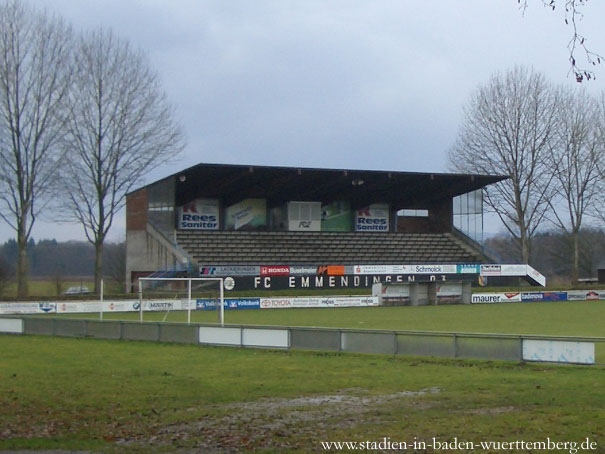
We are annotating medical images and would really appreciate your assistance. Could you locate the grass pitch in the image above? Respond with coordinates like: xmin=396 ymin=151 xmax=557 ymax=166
xmin=64 ymin=300 xmax=605 ymax=337
xmin=0 ymin=335 xmax=603 ymax=453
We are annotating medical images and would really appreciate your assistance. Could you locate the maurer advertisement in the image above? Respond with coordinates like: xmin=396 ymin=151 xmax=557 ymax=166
xmin=178 ymin=199 xmax=219 ymax=230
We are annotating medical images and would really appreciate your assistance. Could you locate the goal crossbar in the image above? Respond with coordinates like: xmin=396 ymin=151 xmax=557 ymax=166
xmin=138 ymin=277 xmax=225 ymax=325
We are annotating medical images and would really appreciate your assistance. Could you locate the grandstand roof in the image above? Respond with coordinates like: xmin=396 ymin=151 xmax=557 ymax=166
xmin=141 ymin=163 xmax=507 ymax=210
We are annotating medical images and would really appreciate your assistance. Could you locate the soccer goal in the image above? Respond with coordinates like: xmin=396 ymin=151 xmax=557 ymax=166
xmin=138 ymin=277 xmax=225 ymax=325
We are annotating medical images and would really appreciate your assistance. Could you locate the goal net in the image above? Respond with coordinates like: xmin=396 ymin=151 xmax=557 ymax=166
xmin=138 ymin=277 xmax=225 ymax=325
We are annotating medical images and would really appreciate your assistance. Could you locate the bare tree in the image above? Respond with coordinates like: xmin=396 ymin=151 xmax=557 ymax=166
xmin=550 ymin=90 xmax=605 ymax=283
xmin=0 ymin=254 xmax=11 ymax=297
xmin=518 ymin=0 xmax=604 ymax=82
xmin=593 ymin=94 xmax=605 ymax=225
xmin=0 ymin=0 xmax=72 ymax=297
xmin=449 ymin=67 xmax=560 ymax=263
xmin=547 ymin=88 xmax=603 ymax=283
xmin=59 ymin=28 xmax=184 ymax=295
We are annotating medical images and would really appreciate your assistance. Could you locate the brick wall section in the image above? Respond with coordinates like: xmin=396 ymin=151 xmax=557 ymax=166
xmin=397 ymin=199 xmax=452 ymax=234
xmin=126 ymin=188 xmax=148 ymax=231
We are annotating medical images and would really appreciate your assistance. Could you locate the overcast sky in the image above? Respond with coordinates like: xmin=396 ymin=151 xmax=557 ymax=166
xmin=2 ymin=0 xmax=605 ymax=242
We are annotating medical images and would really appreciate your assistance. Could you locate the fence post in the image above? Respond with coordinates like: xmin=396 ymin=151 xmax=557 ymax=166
xmin=453 ymin=333 xmax=458 ymax=358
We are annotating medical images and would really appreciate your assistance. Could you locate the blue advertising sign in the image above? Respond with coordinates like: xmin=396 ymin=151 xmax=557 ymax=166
xmin=541 ymin=292 xmax=568 ymax=302
xmin=521 ymin=292 xmax=545 ymax=302
xmin=521 ymin=292 xmax=568 ymax=302
xmin=457 ymin=264 xmax=481 ymax=274
xmin=196 ymin=298 xmax=261 ymax=310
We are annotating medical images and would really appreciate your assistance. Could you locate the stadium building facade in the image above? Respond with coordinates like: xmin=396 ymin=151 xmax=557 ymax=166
xmin=125 ymin=163 xmax=506 ymax=292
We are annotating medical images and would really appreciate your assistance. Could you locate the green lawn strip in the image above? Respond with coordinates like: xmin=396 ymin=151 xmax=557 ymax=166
xmin=0 ymin=335 xmax=603 ymax=452
xmin=57 ymin=300 xmax=605 ymax=337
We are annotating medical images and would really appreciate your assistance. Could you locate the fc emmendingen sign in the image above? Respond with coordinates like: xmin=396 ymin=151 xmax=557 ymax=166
xmin=228 ymin=273 xmax=475 ymax=291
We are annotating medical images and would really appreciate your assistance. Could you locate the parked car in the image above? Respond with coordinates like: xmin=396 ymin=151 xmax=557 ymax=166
xmin=63 ymin=286 xmax=92 ymax=295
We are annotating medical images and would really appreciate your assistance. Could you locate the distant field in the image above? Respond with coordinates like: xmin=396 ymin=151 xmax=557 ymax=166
xmin=0 ymin=335 xmax=603 ymax=453
xmin=0 ymin=278 xmax=123 ymax=299
xmin=59 ymin=300 xmax=605 ymax=337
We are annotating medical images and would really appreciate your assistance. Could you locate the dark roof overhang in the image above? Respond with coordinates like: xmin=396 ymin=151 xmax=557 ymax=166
xmin=136 ymin=163 xmax=507 ymax=211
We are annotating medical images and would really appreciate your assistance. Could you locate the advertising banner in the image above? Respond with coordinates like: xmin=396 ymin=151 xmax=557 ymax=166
xmin=102 ymin=301 xmax=134 ymax=312
xmin=457 ymin=264 xmax=481 ymax=274
xmin=500 ymin=264 xmax=529 ymax=276
xmin=288 ymin=201 xmax=322 ymax=232
xmin=229 ymin=273 xmax=476 ymax=291
xmin=260 ymin=266 xmax=291 ymax=276
xmin=355 ymin=203 xmax=390 ymax=232
xmin=480 ymin=265 xmax=501 ymax=276
xmin=526 ymin=265 xmax=547 ymax=286
xmin=567 ymin=290 xmax=601 ymax=301
xmin=0 ymin=302 xmax=56 ymax=315
xmin=321 ymin=201 xmax=353 ymax=232
xmin=260 ymin=296 xmax=378 ymax=309
xmin=410 ymin=264 xmax=458 ymax=274
xmin=225 ymin=199 xmax=267 ymax=230
xmin=585 ymin=290 xmax=601 ymax=300
xmin=521 ymin=292 xmax=545 ymax=302
xmin=196 ymin=298 xmax=261 ymax=310
xmin=289 ymin=266 xmax=319 ymax=275
xmin=471 ymin=293 xmax=522 ymax=304
xmin=56 ymin=302 xmax=102 ymax=313
xmin=200 ymin=266 xmax=260 ymax=276
xmin=541 ymin=292 xmax=568 ymax=302
xmin=436 ymin=283 xmax=463 ymax=297
xmin=353 ymin=265 xmax=408 ymax=275
xmin=178 ymin=199 xmax=219 ymax=230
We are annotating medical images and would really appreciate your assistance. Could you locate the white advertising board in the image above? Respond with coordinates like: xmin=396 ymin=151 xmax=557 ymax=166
xmin=409 ymin=264 xmax=457 ymax=274
xmin=499 ymin=264 xmax=529 ymax=276
xmin=0 ymin=318 xmax=23 ymax=334
xmin=526 ymin=265 xmax=546 ymax=287
xmin=436 ymin=283 xmax=463 ymax=297
xmin=287 ymin=201 xmax=322 ymax=231
xmin=56 ymin=302 xmax=102 ymax=313
xmin=355 ymin=203 xmax=390 ymax=232
xmin=0 ymin=302 xmax=57 ymax=315
xmin=523 ymin=339 xmax=595 ymax=365
xmin=199 ymin=327 xmax=241 ymax=346
xmin=354 ymin=265 xmax=407 ymax=275
xmin=242 ymin=328 xmax=289 ymax=348
xmin=472 ymin=293 xmax=522 ymax=304
xmin=178 ymin=199 xmax=219 ymax=230
xmin=260 ymin=296 xmax=379 ymax=309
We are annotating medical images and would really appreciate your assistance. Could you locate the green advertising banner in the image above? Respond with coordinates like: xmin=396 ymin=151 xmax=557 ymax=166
xmin=226 ymin=199 xmax=267 ymax=230
xmin=321 ymin=201 xmax=353 ymax=231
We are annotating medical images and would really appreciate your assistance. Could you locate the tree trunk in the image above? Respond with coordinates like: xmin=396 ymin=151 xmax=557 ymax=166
xmin=571 ymin=229 xmax=580 ymax=284
xmin=17 ymin=224 xmax=29 ymax=298
xmin=519 ymin=218 xmax=531 ymax=264
xmin=94 ymin=241 xmax=103 ymax=296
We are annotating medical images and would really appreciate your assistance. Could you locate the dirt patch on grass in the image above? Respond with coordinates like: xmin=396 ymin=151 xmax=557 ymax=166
xmin=118 ymin=387 xmax=441 ymax=452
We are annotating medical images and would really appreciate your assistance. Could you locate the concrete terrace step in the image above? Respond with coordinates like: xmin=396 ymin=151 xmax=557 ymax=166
xmin=175 ymin=231 xmax=484 ymax=266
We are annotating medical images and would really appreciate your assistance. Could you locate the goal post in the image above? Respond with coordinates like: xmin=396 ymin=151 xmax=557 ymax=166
xmin=138 ymin=277 xmax=225 ymax=325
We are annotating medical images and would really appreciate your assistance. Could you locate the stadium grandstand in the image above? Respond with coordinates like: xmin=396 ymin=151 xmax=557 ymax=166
xmin=125 ymin=163 xmax=506 ymax=292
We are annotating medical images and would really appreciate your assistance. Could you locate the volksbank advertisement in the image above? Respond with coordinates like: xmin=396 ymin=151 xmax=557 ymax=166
xmin=178 ymin=199 xmax=219 ymax=230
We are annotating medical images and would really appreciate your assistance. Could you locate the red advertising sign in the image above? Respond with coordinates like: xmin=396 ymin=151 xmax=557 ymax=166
xmin=260 ymin=266 xmax=291 ymax=276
